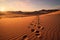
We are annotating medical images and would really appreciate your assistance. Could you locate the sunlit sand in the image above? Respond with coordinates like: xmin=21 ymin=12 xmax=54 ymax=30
xmin=0 ymin=11 xmax=60 ymax=40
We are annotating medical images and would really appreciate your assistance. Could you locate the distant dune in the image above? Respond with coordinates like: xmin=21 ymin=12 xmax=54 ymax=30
xmin=0 ymin=9 xmax=60 ymax=18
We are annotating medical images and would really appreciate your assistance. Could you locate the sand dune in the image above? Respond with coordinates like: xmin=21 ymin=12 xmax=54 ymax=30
xmin=0 ymin=11 xmax=60 ymax=40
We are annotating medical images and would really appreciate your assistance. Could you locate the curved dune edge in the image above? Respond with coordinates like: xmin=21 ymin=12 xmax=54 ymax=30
xmin=40 ymin=11 xmax=60 ymax=17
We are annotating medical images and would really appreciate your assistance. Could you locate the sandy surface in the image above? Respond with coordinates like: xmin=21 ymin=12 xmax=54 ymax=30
xmin=0 ymin=11 xmax=60 ymax=40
